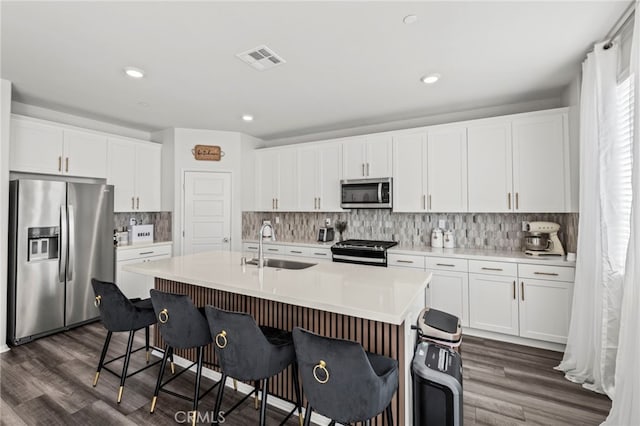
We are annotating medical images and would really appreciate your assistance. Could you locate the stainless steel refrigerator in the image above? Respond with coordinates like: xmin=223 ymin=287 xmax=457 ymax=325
xmin=8 ymin=179 xmax=114 ymax=345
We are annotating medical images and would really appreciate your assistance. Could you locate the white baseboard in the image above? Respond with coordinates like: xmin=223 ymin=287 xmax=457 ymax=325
xmin=462 ymin=327 xmax=566 ymax=352
xmin=151 ymin=350 xmax=334 ymax=425
xmin=0 ymin=344 xmax=10 ymax=353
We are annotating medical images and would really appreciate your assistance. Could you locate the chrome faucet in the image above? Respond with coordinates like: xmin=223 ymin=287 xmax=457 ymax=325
xmin=258 ymin=222 xmax=274 ymax=268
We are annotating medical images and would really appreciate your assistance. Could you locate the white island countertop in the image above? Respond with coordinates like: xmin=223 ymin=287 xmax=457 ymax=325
xmin=124 ymin=251 xmax=430 ymax=325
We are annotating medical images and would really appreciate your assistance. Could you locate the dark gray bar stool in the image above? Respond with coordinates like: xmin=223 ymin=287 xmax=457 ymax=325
xmin=90 ymin=278 xmax=164 ymax=404
xmin=292 ymin=327 xmax=398 ymax=426
xmin=204 ymin=305 xmax=303 ymax=426
xmin=149 ymin=289 xmax=220 ymax=426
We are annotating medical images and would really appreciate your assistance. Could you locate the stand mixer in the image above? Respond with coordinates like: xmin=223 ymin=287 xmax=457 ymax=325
xmin=523 ymin=221 xmax=565 ymax=256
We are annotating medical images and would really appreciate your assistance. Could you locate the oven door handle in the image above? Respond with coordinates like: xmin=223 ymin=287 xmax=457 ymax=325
xmin=378 ymin=183 xmax=383 ymax=203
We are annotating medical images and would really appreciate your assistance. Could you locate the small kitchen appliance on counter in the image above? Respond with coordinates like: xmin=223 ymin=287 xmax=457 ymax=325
xmin=431 ymin=228 xmax=443 ymax=248
xmin=443 ymin=230 xmax=455 ymax=249
xmin=317 ymin=227 xmax=335 ymax=242
xmin=524 ymin=221 xmax=565 ymax=257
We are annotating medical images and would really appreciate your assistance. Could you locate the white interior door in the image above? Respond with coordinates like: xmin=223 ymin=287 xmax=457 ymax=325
xmin=183 ymin=171 xmax=231 ymax=255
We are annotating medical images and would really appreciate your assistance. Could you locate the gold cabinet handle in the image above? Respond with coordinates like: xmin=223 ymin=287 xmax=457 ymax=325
xmin=131 ymin=197 xmax=135 ymax=210
xmin=534 ymin=272 xmax=559 ymax=276
xmin=366 ymin=162 xmax=370 ymax=176
xmin=276 ymin=198 xmax=279 ymax=210
xmin=516 ymin=192 xmax=519 ymax=210
xmin=481 ymin=267 xmax=503 ymax=271
xmin=521 ymin=281 xmax=524 ymax=301
xmin=65 ymin=157 xmax=69 ymax=172
xmin=422 ymin=194 xmax=426 ymax=210
xmin=429 ymin=194 xmax=432 ymax=210
xmin=94 ymin=295 xmax=102 ymax=307
xmin=58 ymin=156 xmax=62 ymax=172
xmin=436 ymin=263 xmax=455 ymax=267
xmin=512 ymin=281 xmax=516 ymax=300
xmin=158 ymin=308 xmax=169 ymax=324
xmin=136 ymin=197 xmax=140 ymax=210
xmin=313 ymin=360 xmax=329 ymax=384
xmin=215 ymin=330 xmax=228 ymax=349
xmin=362 ymin=163 xmax=365 ymax=176
xmin=397 ymin=260 xmax=414 ymax=264
xmin=508 ymin=193 xmax=511 ymax=210
xmin=318 ymin=197 xmax=321 ymax=209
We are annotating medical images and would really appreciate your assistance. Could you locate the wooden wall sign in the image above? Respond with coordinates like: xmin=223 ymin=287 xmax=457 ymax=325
xmin=192 ymin=145 xmax=224 ymax=161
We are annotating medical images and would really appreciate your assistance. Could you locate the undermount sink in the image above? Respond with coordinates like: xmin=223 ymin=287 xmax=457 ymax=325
xmin=246 ymin=258 xmax=317 ymax=270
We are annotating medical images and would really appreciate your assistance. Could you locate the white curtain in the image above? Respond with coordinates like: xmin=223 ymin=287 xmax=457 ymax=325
xmin=604 ymin=5 xmax=640 ymax=425
xmin=556 ymin=40 xmax=625 ymax=397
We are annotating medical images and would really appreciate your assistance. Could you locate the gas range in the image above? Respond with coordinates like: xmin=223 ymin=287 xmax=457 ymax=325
xmin=330 ymin=239 xmax=398 ymax=267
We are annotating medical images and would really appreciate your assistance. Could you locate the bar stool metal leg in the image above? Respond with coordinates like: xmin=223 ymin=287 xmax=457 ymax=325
xmin=214 ymin=372 xmax=227 ymax=421
xmin=292 ymin=362 xmax=304 ymax=426
xmin=385 ymin=403 xmax=394 ymax=426
xmin=150 ymin=344 xmax=171 ymax=413
xmin=259 ymin=377 xmax=269 ymax=426
xmin=117 ymin=330 xmax=136 ymax=403
xmin=254 ymin=380 xmax=260 ymax=410
xmin=145 ymin=326 xmax=150 ymax=363
xmin=93 ymin=330 xmax=112 ymax=387
xmin=303 ymin=403 xmax=312 ymax=426
xmin=191 ymin=346 xmax=204 ymax=426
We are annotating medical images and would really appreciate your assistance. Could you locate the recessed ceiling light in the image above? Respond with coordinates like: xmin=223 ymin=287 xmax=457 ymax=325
xmin=242 ymin=114 xmax=254 ymax=122
xmin=124 ymin=67 xmax=145 ymax=79
xmin=421 ymin=73 xmax=441 ymax=84
xmin=403 ymin=15 xmax=418 ymax=24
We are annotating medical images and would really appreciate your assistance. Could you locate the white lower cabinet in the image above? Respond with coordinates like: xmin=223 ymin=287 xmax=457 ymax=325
xmin=426 ymin=269 xmax=469 ymax=328
xmin=468 ymin=260 xmax=519 ymax=335
xmin=242 ymin=242 xmax=331 ymax=260
xmin=518 ymin=264 xmax=574 ymax=344
xmin=116 ymin=244 xmax=172 ymax=299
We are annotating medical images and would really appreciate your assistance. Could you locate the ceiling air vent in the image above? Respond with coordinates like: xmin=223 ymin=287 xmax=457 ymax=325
xmin=236 ymin=45 xmax=286 ymax=71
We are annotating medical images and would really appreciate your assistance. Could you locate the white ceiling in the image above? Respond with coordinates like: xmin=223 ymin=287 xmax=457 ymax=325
xmin=0 ymin=1 xmax=631 ymax=142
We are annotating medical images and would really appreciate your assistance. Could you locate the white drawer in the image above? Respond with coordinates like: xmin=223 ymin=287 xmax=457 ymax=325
xmin=305 ymin=248 xmax=331 ymax=260
xmin=117 ymin=244 xmax=172 ymax=261
xmin=518 ymin=264 xmax=575 ymax=282
xmin=388 ymin=253 xmax=425 ymax=269
xmin=469 ymin=260 xmax=517 ymax=276
xmin=243 ymin=242 xmax=259 ymax=252
xmin=263 ymin=244 xmax=286 ymax=254
xmin=425 ymin=256 xmax=468 ymax=272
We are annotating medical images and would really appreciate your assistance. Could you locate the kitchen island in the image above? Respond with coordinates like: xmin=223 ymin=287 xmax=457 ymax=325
xmin=124 ymin=250 xmax=430 ymax=425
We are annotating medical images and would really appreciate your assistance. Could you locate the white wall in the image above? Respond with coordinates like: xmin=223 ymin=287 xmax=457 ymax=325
xmin=1 ymin=79 xmax=12 ymax=352
xmin=11 ymin=102 xmax=152 ymax=141
xmin=159 ymin=128 xmax=252 ymax=255
xmin=266 ymin=96 xmax=565 ymax=147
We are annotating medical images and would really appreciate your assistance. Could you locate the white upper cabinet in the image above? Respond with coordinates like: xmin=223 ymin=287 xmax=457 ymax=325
xmin=256 ymin=147 xmax=297 ymax=211
xmin=467 ymin=120 xmax=513 ymax=212
xmin=426 ymin=125 xmax=468 ymax=212
xmin=108 ymin=137 xmax=161 ymax=212
xmin=297 ymin=142 xmax=342 ymax=211
xmin=392 ymin=126 xmax=467 ymax=213
xmin=467 ymin=110 xmax=569 ymax=212
xmin=342 ymin=135 xmax=392 ymax=179
xmin=393 ymin=133 xmax=427 ymax=212
xmin=512 ymin=112 xmax=568 ymax=212
xmin=10 ymin=116 xmax=107 ymax=178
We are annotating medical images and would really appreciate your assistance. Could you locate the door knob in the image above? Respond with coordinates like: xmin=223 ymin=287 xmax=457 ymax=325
xmin=222 ymin=237 xmax=230 ymax=243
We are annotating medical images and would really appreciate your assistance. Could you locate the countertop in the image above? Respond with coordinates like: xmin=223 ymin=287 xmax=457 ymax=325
xmin=123 ymin=250 xmax=430 ymax=325
xmin=116 ymin=241 xmax=173 ymax=251
xmin=243 ymin=239 xmax=576 ymax=267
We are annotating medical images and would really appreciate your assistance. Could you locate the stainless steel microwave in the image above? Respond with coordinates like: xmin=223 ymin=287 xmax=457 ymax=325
xmin=341 ymin=178 xmax=392 ymax=209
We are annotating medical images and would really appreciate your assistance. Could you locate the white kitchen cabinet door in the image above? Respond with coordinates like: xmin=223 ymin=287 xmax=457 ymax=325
xmin=467 ymin=121 xmax=513 ymax=212
xmin=256 ymin=150 xmax=278 ymax=211
xmin=468 ymin=274 xmax=519 ymax=335
xmin=393 ymin=133 xmax=427 ymax=212
xmin=276 ymin=148 xmax=297 ymax=211
xmin=426 ymin=125 xmax=467 ymax=212
xmin=10 ymin=117 xmax=64 ymax=175
xmin=365 ymin=134 xmax=393 ymax=178
xmin=63 ymin=129 xmax=108 ymax=178
xmin=342 ymin=137 xmax=367 ymax=179
xmin=297 ymin=146 xmax=319 ymax=211
xmin=317 ymin=143 xmax=342 ymax=211
xmin=135 ymin=142 xmax=161 ymax=211
xmin=108 ymin=139 xmax=137 ymax=211
xmin=512 ymin=112 xmax=567 ymax=212
xmin=426 ymin=269 xmax=469 ymax=327
xmin=108 ymin=138 xmax=161 ymax=212
xmin=116 ymin=257 xmax=155 ymax=300
xmin=519 ymin=278 xmax=573 ymax=344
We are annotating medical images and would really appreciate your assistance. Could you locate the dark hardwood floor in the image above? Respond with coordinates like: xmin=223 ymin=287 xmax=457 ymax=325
xmin=1 ymin=322 xmax=611 ymax=425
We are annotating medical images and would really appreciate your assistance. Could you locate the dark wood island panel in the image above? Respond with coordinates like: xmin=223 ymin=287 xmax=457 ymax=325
xmin=155 ymin=278 xmax=406 ymax=425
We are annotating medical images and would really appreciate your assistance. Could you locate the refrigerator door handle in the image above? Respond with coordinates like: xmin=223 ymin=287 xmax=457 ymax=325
xmin=67 ymin=205 xmax=75 ymax=281
xmin=59 ymin=205 xmax=67 ymax=282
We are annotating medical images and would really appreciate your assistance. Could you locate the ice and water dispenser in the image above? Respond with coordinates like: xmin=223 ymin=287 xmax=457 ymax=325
xmin=27 ymin=226 xmax=59 ymax=262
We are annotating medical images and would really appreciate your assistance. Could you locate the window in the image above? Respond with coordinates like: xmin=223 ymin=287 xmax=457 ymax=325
xmin=614 ymin=74 xmax=634 ymax=271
